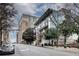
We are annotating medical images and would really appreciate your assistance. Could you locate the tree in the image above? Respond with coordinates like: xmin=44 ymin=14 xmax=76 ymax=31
xmin=44 ymin=28 xmax=59 ymax=46
xmin=22 ymin=28 xmax=36 ymax=44
xmin=73 ymin=23 xmax=79 ymax=43
xmin=0 ymin=3 xmax=17 ymax=45
xmin=60 ymin=8 xmax=79 ymax=44
xmin=58 ymin=19 xmax=76 ymax=48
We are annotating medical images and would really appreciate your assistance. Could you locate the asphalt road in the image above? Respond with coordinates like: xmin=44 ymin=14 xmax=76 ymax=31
xmin=11 ymin=44 xmax=79 ymax=56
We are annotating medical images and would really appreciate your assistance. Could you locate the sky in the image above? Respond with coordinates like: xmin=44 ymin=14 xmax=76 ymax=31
xmin=9 ymin=31 xmax=16 ymax=42
xmin=14 ymin=3 xmax=64 ymax=17
xmin=10 ymin=3 xmax=79 ymax=42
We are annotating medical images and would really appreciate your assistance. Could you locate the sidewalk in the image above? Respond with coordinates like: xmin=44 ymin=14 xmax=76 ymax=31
xmin=44 ymin=46 xmax=79 ymax=54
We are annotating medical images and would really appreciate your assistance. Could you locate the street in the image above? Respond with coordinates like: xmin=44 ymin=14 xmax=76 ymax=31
xmin=10 ymin=44 xmax=79 ymax=56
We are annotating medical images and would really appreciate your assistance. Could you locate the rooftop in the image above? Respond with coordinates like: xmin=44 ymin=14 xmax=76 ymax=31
xmin=34 ymin=8 xmax=53 ymax=25
xmin=22 ymin=14 xmax=39 ymax=18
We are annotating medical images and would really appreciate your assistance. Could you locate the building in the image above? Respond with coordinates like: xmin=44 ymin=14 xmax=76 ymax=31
xmin=34 ymin=8 xmax=78 ymax=46
xmin=34 ymin=9 xmax=62 ymax=46
xmin=2 ymin=30 xmax=10 ymax=44
xmin=0 ymin=30 xmax=10 ymax=46
xmin=17 ymin=14 xmax=38 ymax=43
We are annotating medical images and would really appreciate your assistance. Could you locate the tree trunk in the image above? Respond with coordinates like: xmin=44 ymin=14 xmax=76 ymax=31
xmin=56 ymin=38 xmax=59 ymax=47
xmin=0 ymin=24 xmax=2 ymax=46
xmin=49 ymin=39 xmax=50 ymax=46
xmin=77 ymin=34 xmax=79 ymax=43
xmin=64 ymin=36 xmax=67 ymax=48
xmin=0 ymin=32 xmax=2 ymax=47
xmin=52 ymin=40 xmax=53 ymax=46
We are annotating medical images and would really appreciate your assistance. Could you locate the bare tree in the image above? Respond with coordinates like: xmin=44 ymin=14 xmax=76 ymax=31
xmin=0 ymin=3 xmax=17 ymax=45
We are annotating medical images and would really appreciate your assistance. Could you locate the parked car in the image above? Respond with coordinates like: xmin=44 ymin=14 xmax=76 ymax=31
xmin=0 ymin=43 xmax=15 ymax=55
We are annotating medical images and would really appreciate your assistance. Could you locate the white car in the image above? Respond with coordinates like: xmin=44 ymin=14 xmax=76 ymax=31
xmin=0 ymin=43 xmax=15 ymax=55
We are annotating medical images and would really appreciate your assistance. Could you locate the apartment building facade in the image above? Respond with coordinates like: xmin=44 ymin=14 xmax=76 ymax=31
xmin=34 ymin=8 xmax=77 ymax=46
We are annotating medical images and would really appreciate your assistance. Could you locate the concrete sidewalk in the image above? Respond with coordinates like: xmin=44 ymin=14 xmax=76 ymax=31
xmin=44 ymin=46 xmax=79 ymax=54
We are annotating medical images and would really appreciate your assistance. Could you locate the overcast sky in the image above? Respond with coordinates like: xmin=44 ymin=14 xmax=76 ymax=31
xmin=14 ymin=3 xmax=64 ymax=17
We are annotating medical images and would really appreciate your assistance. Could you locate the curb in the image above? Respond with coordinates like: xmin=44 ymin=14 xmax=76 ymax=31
xmin=43 ymin=46 xmax=79 ymax=54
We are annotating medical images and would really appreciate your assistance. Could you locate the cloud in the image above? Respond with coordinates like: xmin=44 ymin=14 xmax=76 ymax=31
xmin=14 ymin=3 xmax=63 ymax=17
xmin=33 ymin=3 xmax=65 ymax=16
xmin=38 ymin=3 xmax=63 ymax=11
xmin=14 ymin=3 xmax=79 ymax=17
xmin=14 ymin=3 xmax=38 ymax=16
xmin=14 ymin=3 xmax=70 ymax=17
